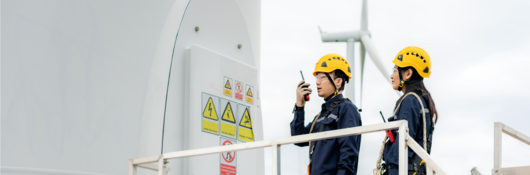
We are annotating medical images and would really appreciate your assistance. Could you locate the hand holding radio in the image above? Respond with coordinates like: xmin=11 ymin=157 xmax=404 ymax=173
xmin=296 ymin=80 xmax=312 ymax=107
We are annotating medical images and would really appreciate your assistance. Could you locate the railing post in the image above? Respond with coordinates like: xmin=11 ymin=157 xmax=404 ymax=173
xmin=399 ymin=121 xmax=408 ymax=175
xmin=129 ymin=159 xmax=136 ymax=175
xmin=272 ymin=144 xmax=281 ymax=175
xmin=158 ymin=157 xmax=165 ymax=175
xmin=494 ymin=122 xmax=502 ymax=174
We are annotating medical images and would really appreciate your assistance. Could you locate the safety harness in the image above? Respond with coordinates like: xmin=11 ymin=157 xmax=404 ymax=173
xmin=374 ymin=92 xmax=435 ymax=175
xmin=306 ymin=96 xmax=351 ymax=174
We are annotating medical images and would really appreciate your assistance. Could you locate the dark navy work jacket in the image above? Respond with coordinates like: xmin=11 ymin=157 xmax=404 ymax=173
xmin=383 ymin=95 xmax=432 ymax=174
xmin=290 ymin=94 xmax=362 ymax=175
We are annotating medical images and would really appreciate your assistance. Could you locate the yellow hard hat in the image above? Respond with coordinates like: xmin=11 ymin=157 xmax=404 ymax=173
xmin=392 ymin=46 xmax=431 ymax=78
xmin=313 ymin=53 xmax=351 ymax=79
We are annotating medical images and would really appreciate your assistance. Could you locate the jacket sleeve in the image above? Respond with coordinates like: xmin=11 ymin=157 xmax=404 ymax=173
xmin=391 ymin=96 xmax=422 ymax=159
xmin=336 ymin=103 xmax=362 ymax=175
xmin=290 ymin=109 xmax=312 ymax=147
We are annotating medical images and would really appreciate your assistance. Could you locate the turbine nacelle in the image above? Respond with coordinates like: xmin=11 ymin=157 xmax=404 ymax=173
xmin=319 ymin=28 xmax=371 ymax=42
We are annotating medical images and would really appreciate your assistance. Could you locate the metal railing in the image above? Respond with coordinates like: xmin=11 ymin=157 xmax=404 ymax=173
xmin=493 ymin=122 xmax=530 ymax=175
xmin=129 ymin=121 xmax=447 ymax=175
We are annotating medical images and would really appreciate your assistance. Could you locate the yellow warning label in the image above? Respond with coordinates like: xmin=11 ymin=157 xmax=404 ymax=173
xmin=221 ymin=122 xmax=237 ymax=137
xmin=202 ymin=119 xmax=219 ymax=134
xmin=239 ymin=108 xmax=252 ymax=129
xmin=246 ymin=88 xmax=252 ymax=97
xmin=224 ymin=89 xmax=232 ymax=96
xmin=238 ymin=127 xmax=254 ymax=142
xmin=225 ymin=80 xmax=231 ymax=89
xmin=245 ymin=96 xmax=253 ymax=104
xmin=222 ymin=102 xmax=236 ymax=123
xmin=203 ymin=97 xmax=218 ymax=120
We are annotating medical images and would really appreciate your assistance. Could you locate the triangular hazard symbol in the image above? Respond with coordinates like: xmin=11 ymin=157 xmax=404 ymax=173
xmin=239 ymin=108 xmax=252 ymax=129
xmin=202 ymin=97 xmax=218 ymax=120
xmin=225 ymin=80 xmax=231 ymax=89
xmin=246 ymin=88 xmax=252 ymax=97
xmin=222 ymin=102 xmax=236 ymax=123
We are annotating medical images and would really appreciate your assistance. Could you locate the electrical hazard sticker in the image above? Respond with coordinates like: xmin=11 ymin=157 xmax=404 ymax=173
xmin=203 ymin=97 xmax=219 ymax=120
xmin=245 ymin=85 xmax=254 ymax=104
xmin=220 ymin=137 xmax=236 ymax=175
xmin=237 ymin=105 xmax=254 ymax=142
xmin=202 ymin=119 xmax=219 ymax=134
xmin=223 ymin=77 xmax=233 ymax=97
xmin=234 ymin=81 xmax=243 ymax=100
xmin=220 ymin=98 xmax=237 ymax=138
xmin=201 ymin=93 xmax=219 ymax=135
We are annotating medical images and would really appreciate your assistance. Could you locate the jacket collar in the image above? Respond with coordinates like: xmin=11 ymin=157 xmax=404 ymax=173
xmin=322 ymin=94 xmax=343 ymax=110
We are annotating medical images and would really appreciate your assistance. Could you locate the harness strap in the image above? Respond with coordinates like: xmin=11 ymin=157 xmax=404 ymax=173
xmin=307 ymin=97 xmax=349 ymax=168
xmin=392 ymin=92 xmax=428 ymax=150
xmin=375 ymin=92 xmax=432 ymax=170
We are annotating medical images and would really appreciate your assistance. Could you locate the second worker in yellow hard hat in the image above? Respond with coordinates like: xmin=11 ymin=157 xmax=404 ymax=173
xmin=290 ymin=53 xmax=362 ymax=175
xmin=374 ymin=46 xmax=438 ymax=175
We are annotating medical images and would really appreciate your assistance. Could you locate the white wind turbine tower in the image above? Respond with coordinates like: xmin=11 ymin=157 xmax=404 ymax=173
xmin=319 ymin=0 xmax=399 ymax=110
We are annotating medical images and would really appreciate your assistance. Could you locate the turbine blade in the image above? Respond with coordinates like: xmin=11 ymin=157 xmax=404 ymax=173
xmin=361 ymin=0 xmax=368 ymax=31
xmin=359 ymin=44 xmax=366 ymax=110
xmin=361 ymin=35 xmax=401 ymax=96
xmin=361 ymin=35 xmax=389 ymax=84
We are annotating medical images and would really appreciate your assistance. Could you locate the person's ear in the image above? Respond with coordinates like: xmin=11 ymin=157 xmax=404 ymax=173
xmin=403 ymin=69 xmax=413 ymax=81
xmin=335 ymin=77 xmax=343 ymax=88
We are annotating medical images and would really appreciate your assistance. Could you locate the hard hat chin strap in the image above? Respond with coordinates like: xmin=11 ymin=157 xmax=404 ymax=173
xmin=398 ymin=70 xmax=405 ymax=91
xmin=324 ymin=73 xmax=344 ymax=101
xmin=397 ymin=68 xmax=422 ymax=92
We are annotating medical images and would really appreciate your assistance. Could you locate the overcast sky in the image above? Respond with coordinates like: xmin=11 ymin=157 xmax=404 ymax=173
xmin=260 ymin=0 xmax=530 ymax=174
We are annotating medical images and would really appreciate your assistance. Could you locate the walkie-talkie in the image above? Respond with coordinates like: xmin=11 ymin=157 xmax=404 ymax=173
xmin=300 ymin=70 xmax=310 ymax=101
xmin=380 ymin=111 xmax=395 ymax=143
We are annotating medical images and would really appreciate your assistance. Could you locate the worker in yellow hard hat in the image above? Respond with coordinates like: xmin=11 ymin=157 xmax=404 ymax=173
xmin=375 ymin=46 xmax=438 ymax=175
xmin=291 ymin=53 xmax=362 ymax=175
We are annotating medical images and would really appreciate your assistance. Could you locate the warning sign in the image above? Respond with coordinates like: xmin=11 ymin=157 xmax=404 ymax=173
xmin=203 ymin=97 xmax=219 ymax=120
xmin=239 ymin=108 xmax=252 ymax=129
xmin=221 ymin=122 xmax=237 ymax=138
xmin=234 ymin=81 xmax=243 ymax=100
xmin=203 ymin=119 xmax=219 ymax=134
xmin=238 ymin=105 xmax=254 ymax=142
xmin=220 ymin=99 xmax=237 ymax=138
xmin=225 ymin=80 xmax=231 ymax=89
xmin=223 ymin=77 xmax=233 ymax=97
xmin=245 ymin=85 xmax=254 ymax=104
xmin=222 ymin=102 xmax=236 ymax=123
xmin=202 ymin=93 xmax=219 ymax=135
xmin=220 ymin=137 xmax=236 ymax=175
xmin=246 ymin=88 xmax=252 ymax=97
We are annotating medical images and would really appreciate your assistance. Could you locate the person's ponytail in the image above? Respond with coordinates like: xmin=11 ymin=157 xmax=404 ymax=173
xmin=395 ymin=67 xmax=438 ymax=124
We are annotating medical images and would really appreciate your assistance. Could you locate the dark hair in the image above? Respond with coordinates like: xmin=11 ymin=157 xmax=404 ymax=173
xmin=396 ymin=67 xmax=438 ymax=124
xmin=332 ymin=70 xmax=349 ymax=89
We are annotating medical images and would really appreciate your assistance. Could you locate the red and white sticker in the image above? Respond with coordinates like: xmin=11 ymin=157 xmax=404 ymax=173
xmin=234 ymin=81 xmax=243 ymax=100
xmin=220 ymin=138 xmax=237 ymax=175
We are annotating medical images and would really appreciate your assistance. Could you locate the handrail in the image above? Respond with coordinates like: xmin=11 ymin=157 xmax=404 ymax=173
xmin=493 ymin=122 xmax=530 ymax=175
xmin=129 ymin=121 xmax=447 ymax=175
xmin=406 ymin=134 xmax=447 ymax=174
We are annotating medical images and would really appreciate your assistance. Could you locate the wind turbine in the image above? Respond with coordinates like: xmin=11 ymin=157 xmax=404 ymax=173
xmin=319 ymin=0 xmax=399 ymax=110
